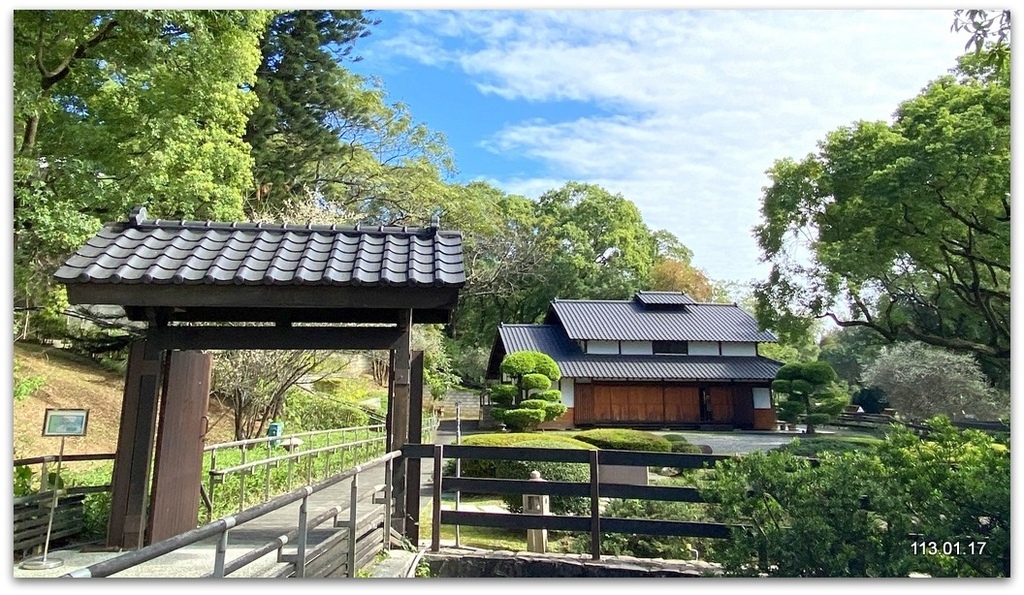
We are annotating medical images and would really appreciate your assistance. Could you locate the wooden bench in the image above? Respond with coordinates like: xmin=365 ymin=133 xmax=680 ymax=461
xmin=13 ymin=492 xmax=86 ymax=557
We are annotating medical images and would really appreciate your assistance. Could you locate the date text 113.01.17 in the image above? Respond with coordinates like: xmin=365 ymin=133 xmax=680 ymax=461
xmin=911 ymin=541 xmax=987 ymax=556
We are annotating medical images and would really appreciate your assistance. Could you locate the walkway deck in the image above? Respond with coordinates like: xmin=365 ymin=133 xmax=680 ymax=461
xmin=14 ymin=419 xmax=473 ymax=579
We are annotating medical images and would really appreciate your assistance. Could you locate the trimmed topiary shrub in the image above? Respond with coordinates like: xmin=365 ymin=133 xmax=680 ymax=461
xmin=537 ymin=389 xmax=562 ymax=403
xmin=503 ymin=408 xmax=546 ymax=431
xmin=573 ymin=428 xmax=672 ymax=452
xmin=494 ymin=438 xmax=597 ymax=516
xmin=661 ymin=434 xmax=691 ymax=443
xmin=444 ymin=433 xmax=593 ymax=478
xmin=519 ymin=399 xmax=549 ymax=410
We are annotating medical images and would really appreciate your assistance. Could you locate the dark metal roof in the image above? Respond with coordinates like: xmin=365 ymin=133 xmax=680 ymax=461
xmin=54 ymin=207 xmax=465 ymax=287
xmin=494 ymin=323 xmax=782 ymax=381
xmin=546 ymin=299 xmax=777 ymax=343
xmin=498 ymin=324 xmax=584 ymax=359
xmin=634 ymin=291 xmax=695 ymax=306
xmin=556 ymin=355 xmax=783 ymax=381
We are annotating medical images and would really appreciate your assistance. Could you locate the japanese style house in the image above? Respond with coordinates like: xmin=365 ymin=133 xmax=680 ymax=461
xmin=486 ymin=291 xmax=784 ymax=430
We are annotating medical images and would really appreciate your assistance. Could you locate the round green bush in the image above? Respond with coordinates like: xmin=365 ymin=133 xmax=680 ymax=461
xmin=519 ymin=399 xmax=548 ymax=410
xmin=537 ymin=389 xmax=562 ymax=403
xmin=543 ymin=402 xmax=567 ymax=421
xmin=661 ymin=433 xmax=691 ymax=443
xmin=572 ymin=429 xmax=672 ymax=452
xmin=502 ymin=408 xmax=546 ymax=431
xmin=489 ymin=384 xmax=518 ymax=406
xmin=522 ymin=373 xmax=552 ymax=392
xmin=494 ymin=438 xmax=596 ymax=516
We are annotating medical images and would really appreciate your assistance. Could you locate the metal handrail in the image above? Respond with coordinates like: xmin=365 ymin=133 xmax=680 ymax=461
xmin=61 ymin=449 xmax=401 ymax=578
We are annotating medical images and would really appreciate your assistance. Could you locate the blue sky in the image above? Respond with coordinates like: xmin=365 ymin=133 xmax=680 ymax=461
xmin=341 ymin=8 xmax=974 ymax=287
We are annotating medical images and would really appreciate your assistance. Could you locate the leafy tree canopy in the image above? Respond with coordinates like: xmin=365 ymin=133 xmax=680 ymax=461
xmin=753 ymin=50 xmax=1009 ymax=368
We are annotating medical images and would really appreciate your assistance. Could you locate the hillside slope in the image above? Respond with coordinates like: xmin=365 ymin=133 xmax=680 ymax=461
xmin=12 ymin=342 xmax=234 ymax=460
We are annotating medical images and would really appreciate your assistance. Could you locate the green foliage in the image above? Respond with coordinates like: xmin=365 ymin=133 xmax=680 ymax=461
xmin=13 ymin=10 xmax=273 ymax=345
xmin=542 ymin=402 xmax=567 ymax=422
xmin=536 ymin=389 xmax=562 ymax=403
xmin=12 ymin=362 xmax=45 ymax=402
xmin=501 ymin=408 xmax=546 ymax=432
xmin=774 ymin=436 xmax=882 ymax=458
xmin=488 ymin=384 xmax=518 ymax=406
xmin=707 ymin=418 xmax=1010 ymax=577
xmin=660 ymin=433 xmax=691 ymax=443
xmin=572 ymin=429 xmax=672 ymax=452
xmin=521 ymin=373 xmax=551 ymax=393
xmin=445 ymin=433 xmax=595 ymax=483
xmin=493 ymin=438 xmax=595 ymax=516
xmin=862 ymin=341 xmax=1008 ymax=421
xmin=13 ymin=466 xmax=35 ymax=497
xmin=499 ymin=351 xmax=544 ymax=379
xmin=753 ymin=50 xmax=1009 ymax=374
xmin=284 ymin=389 xmax=370 ymax=431
xmin=771 ymin=360 xmax=846 ymax=433
xmin=493 ymin=350 xmax=564 ymax=431
xmin=670 ymin=442 xmax=703 ymax=454
xmin=567 ymin=498 xmax=710 ymax=560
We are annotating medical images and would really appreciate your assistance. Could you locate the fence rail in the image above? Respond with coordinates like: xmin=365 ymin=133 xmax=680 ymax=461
xmin=59 ymin=450 xmax=400 ymax=578
xmin=403 ymin=443 xmax=737 ymax=560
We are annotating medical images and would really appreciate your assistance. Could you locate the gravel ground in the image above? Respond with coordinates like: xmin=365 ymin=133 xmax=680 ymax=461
xmin=652 ymin=430 xmax=801 ymax=455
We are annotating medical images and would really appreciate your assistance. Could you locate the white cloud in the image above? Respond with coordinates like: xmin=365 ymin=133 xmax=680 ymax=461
xmin=374 ymin=9 xmax=972 ymax=283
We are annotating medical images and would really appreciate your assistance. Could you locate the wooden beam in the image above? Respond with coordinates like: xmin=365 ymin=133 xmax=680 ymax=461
xmin=66 ymin=284 xmax=461 ymax=312
xmin=122 ymin=305 xmax=452 ymax=325
xmin=145 ymin=326 xmax=406 ymax=351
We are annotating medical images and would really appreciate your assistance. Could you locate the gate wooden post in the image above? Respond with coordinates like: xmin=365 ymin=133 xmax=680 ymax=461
xmin=107 ymin=339 xmax=164 ymax=550
xmin=404 ymin=351 xmax=425 ymax=545
xmin=389 ymin=309 xmax=412 ymax=537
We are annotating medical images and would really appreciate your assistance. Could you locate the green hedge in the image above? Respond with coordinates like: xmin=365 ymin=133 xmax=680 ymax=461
xmin=445 ymin=433 xmax=594 ymax=478
xmin=494 ymin=438 xmax=596 ymax=516
xmin=572 ymin=429 xmax=672 ymax=452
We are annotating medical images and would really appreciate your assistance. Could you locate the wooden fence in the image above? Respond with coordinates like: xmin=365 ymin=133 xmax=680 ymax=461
xmin=403 ymin=444 xmax=740 ymax=560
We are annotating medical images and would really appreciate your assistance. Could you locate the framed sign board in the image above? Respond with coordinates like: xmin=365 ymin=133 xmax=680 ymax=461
xmin=42 ymin=409 xmax=89 ymax=437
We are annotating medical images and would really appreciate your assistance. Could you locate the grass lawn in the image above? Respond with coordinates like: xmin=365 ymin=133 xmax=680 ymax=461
xmin=417 ymin=494 xmax=531 ymax=551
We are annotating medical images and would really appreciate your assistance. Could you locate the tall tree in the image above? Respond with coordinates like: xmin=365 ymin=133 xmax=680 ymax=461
xmin=753 ymin=51 xmax=1009 ymax=372
xmin=13 ymin=10 xmax=272 ymax=338
xmin=861 ymin=342 xmax=1008 ymax=422
xmin=243 ymin=10 xmax=379 ymax=213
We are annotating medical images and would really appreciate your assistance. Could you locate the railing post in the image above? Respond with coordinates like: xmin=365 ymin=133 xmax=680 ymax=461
xmin=523 ymin=470 xmax=549 ymax=553
xmin=589 ymin=449 xmax=601 ymax=560
xmin=431 ymin=444 xmax=443 ymax=552
xmin=295 ymin=491 xmax=309 ymax=578
xmin=347 ymin=473 xmax=358 ymax=577
xmin=454 ymin=403 xmax=461 ymax=548
xmin=383 ymin=456 xmax=393 ymax=552
xmin=213 ymin=528 xmax=229 ymax=578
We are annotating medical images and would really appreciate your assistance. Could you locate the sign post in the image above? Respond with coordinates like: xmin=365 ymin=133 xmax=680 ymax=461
xmin=20 ymin=408 xmax=89 ymax=571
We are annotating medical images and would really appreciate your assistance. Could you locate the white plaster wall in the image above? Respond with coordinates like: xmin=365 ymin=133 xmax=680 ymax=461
xmin=559 ymin=377 xmax=575 ymax=407
xmin=587 ymin=340 xmax=618 ymax=354
xmin=753 ymin=387 xmax=772 ymax=409
xmin=721 ymin=342 xmax=757 ymax=356
xmin=688 ymin=341 xmax=719 ymax=356
xmin=620 ymin=341 xmax=653 ymax=355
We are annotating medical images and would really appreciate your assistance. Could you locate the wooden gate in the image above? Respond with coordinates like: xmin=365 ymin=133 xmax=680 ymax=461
xmin=147 ymin=350 xmax=213 ymax=543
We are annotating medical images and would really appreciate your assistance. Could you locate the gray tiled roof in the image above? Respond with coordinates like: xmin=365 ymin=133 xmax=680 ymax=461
xmin=496 ymin=323 xmax=781 ymax=381
xmin=54 ymin=207 xmax=465 ymax=287
xmin=546 ymin=298 xmax=777 ymax=342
